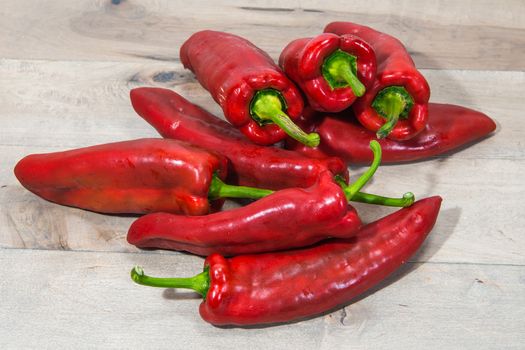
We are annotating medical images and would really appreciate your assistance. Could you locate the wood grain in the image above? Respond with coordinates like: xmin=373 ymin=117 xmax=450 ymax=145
xmin=0 ymin=249 xmax=523 ymax=349
xmin=1 ymin=1 xmax=524 ymax=345
xmin=0 ymin=0 xmax=523 ymax=70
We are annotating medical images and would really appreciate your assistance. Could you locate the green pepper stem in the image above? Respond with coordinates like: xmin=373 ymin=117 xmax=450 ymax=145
xmin=208 ymin=174 xmax=274 ymax=200
xmin=250 ymin=89 xmax=320 ymax=147
xmin=352 ymin=191 xmax=415 ymax=207
xmin=372 ymin=86 xmax=415 ymax=139
xmin=339 ymin=68 xmax=366 ymax=97
xmin=322 ymin=49 xmax=365 ymax=96
xmin=131 ymin=266 xmax=210 ymax=298
xmin=334 ymin=142 xmax=415 ymax=207
xmin=339 ymin=140 xmax=382 ymax=201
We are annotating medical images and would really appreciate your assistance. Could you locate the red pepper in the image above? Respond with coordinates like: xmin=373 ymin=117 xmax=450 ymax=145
xmin=287 ymin=103 xmax=497 ymax=164
xmin=180 ymin=30 xmax=319 ymax=147
xmin=14 ymin=139 xmax=272 ymax=215
xmin=279 ymin=33 xmax=376 ymax=112
xmin=127 ymin=171 xmax=359 ymax=256
xmin=131 ymin=196 xmax=442 ymax=326
xmin=130 ymin=87 xmax=348 ymax=190
xmin=127 ymin=141 xmax=414 ymax=256
xmin=325 ymin=22 xmax=431 ymax=140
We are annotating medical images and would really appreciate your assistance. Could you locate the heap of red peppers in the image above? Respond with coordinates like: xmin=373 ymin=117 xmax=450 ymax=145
xmin=14 ymin=21 xmax=496 ymax=327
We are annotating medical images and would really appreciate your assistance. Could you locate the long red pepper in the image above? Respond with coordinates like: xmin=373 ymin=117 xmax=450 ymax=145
xmin=287 ymin=103 xmax=497 ymax=164
xmin=279 ymin=33 xmax=376 ymax=112
xmin=325 ymin=22 xmax=430 ymax=140
xmin=14 ymin=139 xmax=272 ymax=215
xmin=131 ymin=196 xmax=441 ymax=326
xmin=130 ymin=87 xmax=348 ymax=190
xmin=127 ymin=171 xmax=358 ymax=256
xmin=180 ymin=30 xmax=319 ymax=147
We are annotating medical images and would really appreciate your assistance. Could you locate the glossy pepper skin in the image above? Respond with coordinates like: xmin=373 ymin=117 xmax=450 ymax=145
xmin=14 ymin=139 xmax=228 ymax=215
xmin=325 ymin=22 xmax=430 ymax=140
xmin=132 ymin=196 xmax=441 ymax=326
xmin=127 ymin=171 xmax=360 ymax=256
xmin=180 ymin=30 xmax=317 ymax=146
xmin=287 ymin=103 xmax=497 ymax=164
xmin=130 ymin=87 xmax=348 ymax=190
xmin=279 ymin=33 xmax=376 ymax=112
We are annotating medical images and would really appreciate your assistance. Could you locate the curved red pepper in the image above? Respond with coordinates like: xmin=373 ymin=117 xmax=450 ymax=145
xmin=127 ymin=171 xmax=360 ymax=256
xmin=130 ymin=87 xmax=348 ymax=190
xmin=14 ymin=139 xmax=232 ymax=215
xmin=287 ymin=103 xmax=497 ymax=164
xmin=131 ymin=196 xmax=441 ymax=326
xmin=279 ymin=33 xmax=376 ymax=112
xmin=325 ymin=22 xmax=430 ymax=140
xmin=180 ymin=30 xmax=319 ymax=147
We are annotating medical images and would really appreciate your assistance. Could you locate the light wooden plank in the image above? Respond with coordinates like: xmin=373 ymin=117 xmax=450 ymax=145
xmin=0 ymin=248 xmax=523 ymax=349
xmin=0 ymin=0 xmax=523 ymax=70
xmin=1 ymin=60 xmax=522 ymax=160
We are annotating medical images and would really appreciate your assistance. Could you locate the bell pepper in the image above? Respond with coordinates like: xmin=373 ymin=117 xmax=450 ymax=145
xmin=287 ymin=103 xmax=497 ymax=164
xmin=130 ymin=87 xmax=348 ymax=190
xmin=131 ymin=196 xmax=442 ymax=326
xmin=279 ymin=33 xmax=376 ymax=112
xmin=14 ymin=139 xmax=272 ymax=215
xmin=325 ymin=21 xmax=430 ymax=140
xmin=180 ymin=30 xmax=319 ymax=147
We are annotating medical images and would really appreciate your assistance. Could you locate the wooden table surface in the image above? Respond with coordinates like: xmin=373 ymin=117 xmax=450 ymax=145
xmin=1 ymin=1 xmax=524 ymax=348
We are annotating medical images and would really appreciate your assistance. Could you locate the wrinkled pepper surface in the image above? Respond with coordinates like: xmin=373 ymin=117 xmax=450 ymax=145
xmin=131 ymin=196 xmax=442 ymax=326
xmin=14 ymin=139 xmax=271 ymax=215
xmin=279 ymin=33 xmax=376 ymax=112
xmin=180 ymin=30 xmax=319 ymax=146
xmin=325 ymin=21 xmax=430 ymax=140
xmin=130 ymin=87 xmax=348 ymax=190
xmin=127 ymin=171 xmax=358 ymax=256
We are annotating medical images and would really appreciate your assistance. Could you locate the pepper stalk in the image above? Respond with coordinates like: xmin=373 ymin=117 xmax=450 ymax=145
xmin=208 ymin=174 xmax=273 ymax=200
xmin=131 ymin=266 xmax=210 ymax=298
xmin=250 ymin=89 xmax=320 ymax=147
xmin=322 ymin=49 xmax=366 ymax=96
xmin=336 ymin=140 xmax=415 ymax=207
xmin=372 ymin=86 xmax=415 ymax=139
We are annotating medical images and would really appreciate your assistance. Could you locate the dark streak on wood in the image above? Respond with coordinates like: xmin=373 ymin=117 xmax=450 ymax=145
xmin=339 ymin=307 xmax=347 ymax=325
xmin=475 ymin=278 xmax=485 ymax=284
xmin=1 ymin=185 xmax=7 ymax=188
xmin=127 ymin=53 xmax=179 ymax=62
xmin=111 ymin=0 xmax=122 ymax=5
xmin=128 ymin=73 xmax=141 ymax=84
xmin=58 ymin=234 xmax=70 ymax=250
xmin=303 ymin=8 xmax=324 ymax=13
xmin=153 ymin=71 xmax=176 ymax=83
xmin=239 ymin=6 xmax=294 ymax=12
xmin=128 ymin=70 xmax=193 ymax=87
xmin=398 ymin=303 xmax=409 ymax=307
